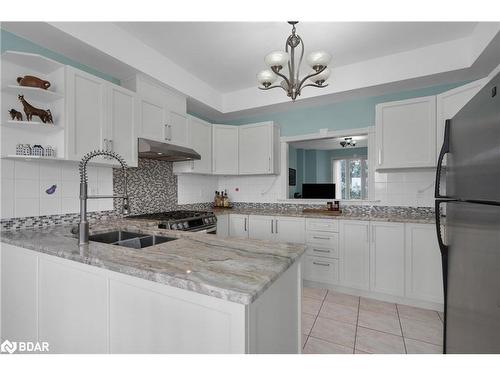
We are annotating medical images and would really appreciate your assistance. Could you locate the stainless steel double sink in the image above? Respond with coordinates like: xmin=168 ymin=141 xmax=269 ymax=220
xmin=89 ymin=231 xmax=177 ymax=249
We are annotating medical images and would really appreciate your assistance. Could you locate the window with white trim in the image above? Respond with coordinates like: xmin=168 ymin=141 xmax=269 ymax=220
xmin=332 ymin=157 xmax=368 ymax=200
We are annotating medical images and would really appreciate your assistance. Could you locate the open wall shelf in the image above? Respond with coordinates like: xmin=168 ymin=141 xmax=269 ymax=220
xmin=2 ymin=120 xmax=61 ymax=132
xmin=2 ymin=84 xmax=64 ymax=102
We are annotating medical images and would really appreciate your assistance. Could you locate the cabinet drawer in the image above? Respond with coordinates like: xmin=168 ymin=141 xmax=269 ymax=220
xmin=306 ymin=232 xmax=339 ymax=248
xmin=306 ymin=218 xmax=339 ymax=233
xmin=306 ymin=246 xmax=339 ymax=259
xmin=303 ymin=256 xmax=339 ymax=284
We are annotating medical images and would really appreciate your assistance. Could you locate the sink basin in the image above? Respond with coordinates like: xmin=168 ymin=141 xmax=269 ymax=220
xmin=89 ymin=231 xmax=177 ymax=249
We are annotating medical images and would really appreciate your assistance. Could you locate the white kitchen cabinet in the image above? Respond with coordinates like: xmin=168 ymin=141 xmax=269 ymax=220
xmin=216 ymin=214 xmax=229 ymax=238
xmin=1 ymin=244 xmax=38 ymax=342
xmin=369 ymin=221 xmax=405 ymax=297
xmin=107 ymin=84 xmax=139 ymax=167
xmin=303 ymin=256 xmax=339 ymax=284
xmin=436 ymin=78 xmax=486 ymax=159
xmin=66 ymin=67 xmax=107 ymax=160
xmin=339 ymin=220 xmax=370 ymax=291
xmin=66 ymin=66 xmax=138 ymax=166
xmin=166 ymin=110 xmax=188 ymax=145
xmin=229 ymin=214 xmax=249 ymax=239
xmin=174 ymin=116 xmax=213 ymax=174
xmin=405 ymin=223 xmax=444 ymax=304
xmin=248 ymin=215 xmax=275 ymax=241
xmin=212 ymin=125 xmax=239 ymax=174
xmin=238 ymin=122 xmax=280 ymax=175
xmin=376 ymin=95 xmax=437 ymax=169
xmin=275 ymin=216 xmax=305 ymax=244
xmin=247 ymin=215 xmax=305 ymax=244
xmin=138 ymin=96 xmax=166 ymax=142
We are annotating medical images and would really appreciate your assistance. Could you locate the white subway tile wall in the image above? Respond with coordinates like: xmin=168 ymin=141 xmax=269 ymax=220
xmin=0 ymin=159 xmax=113 ymax=219
xmin=176 ymin=170 xmax=437 ymax=207
xmin=177 ymin=174 xmax=218 ymax=205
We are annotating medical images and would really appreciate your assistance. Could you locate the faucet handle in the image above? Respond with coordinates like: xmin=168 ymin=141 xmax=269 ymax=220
xmin=122 ymin=197 xmax=130 ymax=215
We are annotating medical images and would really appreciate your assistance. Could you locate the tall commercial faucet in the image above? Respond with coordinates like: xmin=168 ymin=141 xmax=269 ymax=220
xmin=78 ymin=150 xmax=129 ymax=245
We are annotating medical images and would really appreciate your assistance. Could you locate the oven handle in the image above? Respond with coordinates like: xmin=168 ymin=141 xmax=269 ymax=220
xmin=195 ymin=226 xmax=217 ymax=234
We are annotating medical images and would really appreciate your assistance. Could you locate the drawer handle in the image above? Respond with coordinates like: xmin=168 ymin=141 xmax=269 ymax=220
xmin=313 ymin=236 xmax=330 ymax=240
xmin=313 ymin=248 xmax=330 ymax=253
xmin=313 ymin=261 xmax=330 ymax=267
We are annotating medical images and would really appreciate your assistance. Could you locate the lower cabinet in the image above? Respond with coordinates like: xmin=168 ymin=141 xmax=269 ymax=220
xmin=339 ymin=220 xmax=370 ymax=291
xmin=248 ymin=215 xmax=305 ymax=244
xmin=369 ymin=221 xmax=405 ymax=297
xmin=405 ymin=223 xmax=444 ymax=303
xmin=303 ymin=256 xmax=339 ymax=284
xmin=229 ymin=214 xmax=249 ymax=239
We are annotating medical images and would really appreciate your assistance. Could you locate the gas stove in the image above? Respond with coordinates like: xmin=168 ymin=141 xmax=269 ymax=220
xmin=126 ymin=210 xmax=217 ymax=233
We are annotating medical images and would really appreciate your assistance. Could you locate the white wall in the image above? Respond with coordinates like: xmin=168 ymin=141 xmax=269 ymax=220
xmin=1 ymin=159 xmax=113 ymax=219
xmin=374 ymin=170 xmax=435 ymax=207
xmin=177 ymin=174 xmax=218 ymax=205
xmin=216 ymin=175 xmax=282 ymax=204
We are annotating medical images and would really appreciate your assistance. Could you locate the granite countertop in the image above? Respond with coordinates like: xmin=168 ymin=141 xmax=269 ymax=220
xmin=0 ymin=220 xmax=305 ymax=305
xmin=212 ymin=208 xmax=436 ymax=224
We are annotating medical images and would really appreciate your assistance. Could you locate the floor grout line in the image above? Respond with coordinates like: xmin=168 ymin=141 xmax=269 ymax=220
xmin=395 ymin=304 xmax=407 ymax=354
xmin=353 ymin=296 xmax=360 ymax=354
xmin=303 ymin=289 xmax=328 ymax=351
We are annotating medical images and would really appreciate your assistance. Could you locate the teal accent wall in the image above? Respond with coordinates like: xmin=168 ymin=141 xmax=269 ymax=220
xmin=194 ymin=81 xmax=469 ymax=137
xmin=329 ymin=147 xmax=368 ymax=159
xmin=1 ymin=28 xmax=121 ymax=85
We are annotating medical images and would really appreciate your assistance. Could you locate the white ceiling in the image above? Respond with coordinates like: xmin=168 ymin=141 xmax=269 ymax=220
xmin=290 ymin=135 xmax=368 ymax=150
xmin=115 ymin=22 xmax=478 ymax=92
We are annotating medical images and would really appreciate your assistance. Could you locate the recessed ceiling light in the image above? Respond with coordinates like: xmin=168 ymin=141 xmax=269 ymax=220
xmin=157 ymin=152 xmax=163 ymax=155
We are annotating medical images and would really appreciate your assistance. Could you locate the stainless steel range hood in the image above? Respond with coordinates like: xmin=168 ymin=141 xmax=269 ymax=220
xmin=138 ymin=138 xmax=201 ymax=162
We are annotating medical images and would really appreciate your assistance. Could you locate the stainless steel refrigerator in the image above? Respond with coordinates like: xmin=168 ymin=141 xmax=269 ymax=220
xmin=435 ymin=71 xmax=500 ymax=354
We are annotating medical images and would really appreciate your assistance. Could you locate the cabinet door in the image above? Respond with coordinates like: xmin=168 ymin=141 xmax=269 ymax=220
xmin=405 ymin=224 xmax=444 ymax=303
xmin=436 ymin=79 xmax=486 ymax=159
xmin=275 ymin=216 xmax=306 ymax=244
xmin=66 ymin=67 xmax=106 ymax=160
xmin=239 ymin=123 xmax=272 ymax=174
xmin=229 ymin=214 xmax=248 ymax=239
xmin=339 ymin=220 xmax=370 ymax=290
xmin=1 ymin=244 xmax=38 ymax=342
xmin=248 ymin=215 xmax=275 ymax=241
xmin=376 ymin=96 xmax=436 ymax=168
xmin=213 ymin=125 xmax=238 ymax=174
xmin=167 ymin=110 xmax=188 ymax=145
xmin=369 ymin=222 xmax=405 ymax=297
xmin=216 ymin=214 xmax=229 ymax=238
xmin=138 ymin=96 xmax=165 ymax=141
xmin=190 ymin=117 xmax=212 ymax=173
xmin=108 ymin=85 xmax=138 ymax=167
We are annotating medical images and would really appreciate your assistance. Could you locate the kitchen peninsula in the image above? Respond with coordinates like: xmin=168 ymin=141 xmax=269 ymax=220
xmin=0 ymin=219 xmax=305 ymax=354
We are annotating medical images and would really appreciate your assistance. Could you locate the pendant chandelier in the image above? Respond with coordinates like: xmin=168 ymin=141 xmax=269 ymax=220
xmin=257 ymin=21 xmax=332 ymax=101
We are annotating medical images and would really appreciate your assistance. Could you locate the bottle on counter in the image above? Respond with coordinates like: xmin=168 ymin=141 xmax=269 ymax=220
xmin=223 ymin=190 xmax=230 ymax=207
xmin=214 ymin=191 xmax=220 ymax=207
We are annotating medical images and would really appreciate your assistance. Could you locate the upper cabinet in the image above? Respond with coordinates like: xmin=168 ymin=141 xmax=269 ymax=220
xmin=238 ymin=122 xmax=280 ymax=175
xmin=173 ymin=115 xmax=213 ymax=174
xmin=436 ymin=78 xmax=486 ymax=159
xmin=212 ymin=124 xmax=239 ymax=174
xmin=124 ymin=74 xmax=188 ymax=146
xmin=66 ymin=67 xmax=138 ymax=167
xmin=376 ymin=96 xmax=437 ymax=169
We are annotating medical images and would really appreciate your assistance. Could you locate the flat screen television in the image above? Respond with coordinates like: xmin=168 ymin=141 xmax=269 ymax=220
xmin=302 ymin=183 xmax=336 ymax=199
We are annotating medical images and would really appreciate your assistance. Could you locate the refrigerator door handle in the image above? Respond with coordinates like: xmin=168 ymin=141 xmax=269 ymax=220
xmin=434 ymin=199 xmax=453 ymax=256
xmin=435 ymin=119 xmax=451 ymax=199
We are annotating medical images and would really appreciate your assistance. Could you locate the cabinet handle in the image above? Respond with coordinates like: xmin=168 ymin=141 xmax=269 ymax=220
xmin=109 ymin=139 xmax=113 ymax=152
xmin=268 ymin=157 xmax=271 ymax=172
xmin=165 ymin=124 xmax=171 ymax=141
xmin=313 ymin=236 xmax=330 ymax=240
xmin=270 ymin=219 xmax=274 ymax=234
xmin=244 ymin=217 xmax=247 ymax=232
xmin=378 ymin=148 xmax=382 ymax=165
xmin=312 ymin=248 xmax=330 ymax=253
xmin=275 ymin=219 xmax=278 ymax=234
xmin=313 ymin=261 xmax=330 ymax=267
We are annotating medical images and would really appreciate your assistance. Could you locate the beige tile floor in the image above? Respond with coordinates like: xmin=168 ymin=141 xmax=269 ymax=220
xmin=302 ymin=287 xmax=443 ymax=354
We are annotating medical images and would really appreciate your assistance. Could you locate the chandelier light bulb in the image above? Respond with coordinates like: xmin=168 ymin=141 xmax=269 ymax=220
xmin=309 ymin=67 xmax=331 ymax=85
xmin=264 ymin=51 xmax=289 ymax=71
xmin=257 ymin=70 xmax=277 ymax=87
xmin=306 ymin=51 xmax=332 ymax=71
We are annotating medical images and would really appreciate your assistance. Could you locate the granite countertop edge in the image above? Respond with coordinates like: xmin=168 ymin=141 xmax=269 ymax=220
xmin=0 ymin=222 xmax=306 ymax=305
